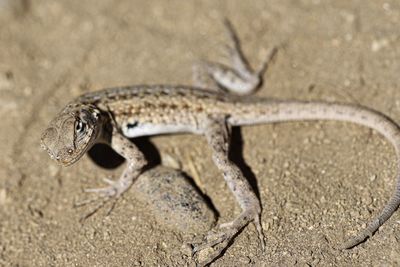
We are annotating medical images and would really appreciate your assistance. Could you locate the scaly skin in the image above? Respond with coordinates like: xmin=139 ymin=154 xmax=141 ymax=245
xmin=41 ymin=20 xmax=400 ymax=266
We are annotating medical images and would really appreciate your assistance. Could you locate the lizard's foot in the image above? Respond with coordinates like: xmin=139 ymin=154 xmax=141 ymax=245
xmin=192 ymin=209 xmax=265 ymax=266
xmin=192 ymin=19 xmax=277 ymax=96
xmin=192 ymin=226 xmax=238 ymax=267
xmin=84 ymin=177 xmax=128 ymax=197
xmin=74 ymin=177 xmax=132 ymax=221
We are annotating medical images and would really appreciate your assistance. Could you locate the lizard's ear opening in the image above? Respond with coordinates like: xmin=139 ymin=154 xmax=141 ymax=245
xmin=79 ymin=107 xmax=100 ymax=125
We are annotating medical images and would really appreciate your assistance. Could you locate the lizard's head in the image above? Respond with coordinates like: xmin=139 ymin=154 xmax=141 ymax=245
xmin=41 ymin=104 xmax=102 ymax=166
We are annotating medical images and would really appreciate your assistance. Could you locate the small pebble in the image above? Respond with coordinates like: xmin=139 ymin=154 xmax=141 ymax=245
xmin=132 ymin=166 xmax=216 ymax=234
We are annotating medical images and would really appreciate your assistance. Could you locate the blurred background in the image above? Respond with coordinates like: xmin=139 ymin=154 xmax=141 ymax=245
xmin=0 ymin=0 xmax=399 ymax=266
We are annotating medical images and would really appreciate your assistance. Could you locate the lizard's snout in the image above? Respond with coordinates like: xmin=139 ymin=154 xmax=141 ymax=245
xmin=41 ymin=126 xmax=75 ymax=165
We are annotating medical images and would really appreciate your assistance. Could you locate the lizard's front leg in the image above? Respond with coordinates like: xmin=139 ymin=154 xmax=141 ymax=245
xmin=78 ymin=132 xmax=147 ymax=215
xmin=192 ymin=117 xmax=264 ymax=266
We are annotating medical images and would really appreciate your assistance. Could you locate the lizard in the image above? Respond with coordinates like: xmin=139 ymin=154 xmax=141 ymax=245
xmin=40 ymin=19 xmax=400 ymax=266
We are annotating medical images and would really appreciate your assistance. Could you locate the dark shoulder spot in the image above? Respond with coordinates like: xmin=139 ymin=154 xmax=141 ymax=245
xmin=127 ymin=121 xmax=138 ymax=129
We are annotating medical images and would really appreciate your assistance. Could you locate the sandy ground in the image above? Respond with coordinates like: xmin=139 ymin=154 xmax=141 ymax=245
xmin=1 ymin=0 xmax=400 ymax=266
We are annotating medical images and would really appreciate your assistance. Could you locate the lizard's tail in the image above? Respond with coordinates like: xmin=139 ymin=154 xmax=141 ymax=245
xmin=229 ymin=100 xmax=400 ymax=249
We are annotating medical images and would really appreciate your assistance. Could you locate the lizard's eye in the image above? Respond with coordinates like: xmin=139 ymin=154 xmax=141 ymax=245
xmin=75 ymin=121 xmax=86 ymax=133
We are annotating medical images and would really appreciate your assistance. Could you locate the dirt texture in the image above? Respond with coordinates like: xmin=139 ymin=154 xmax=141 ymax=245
xmin=1 ymin=0 xmax=400 ymax=266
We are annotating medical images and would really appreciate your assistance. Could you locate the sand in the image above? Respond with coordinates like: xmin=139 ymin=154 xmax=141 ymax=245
xmin=0 ymin=0 xmax=399 ymax=266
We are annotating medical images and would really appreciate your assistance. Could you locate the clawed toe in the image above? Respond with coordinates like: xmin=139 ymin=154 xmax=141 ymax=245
xmin=192 ymin=230 xmax=229 ymax=252
xmin=83 ymin=178 xmax=121 ymax=197
xmin=219 ymin=221 xmax=233 ymax=229
xmin=191 ymin=226 xmax=239 ymax=266
xmin=74 ymin=194 xmax=118 ymax=222
xmin=191 ymin=208 xmax=265 ymax=265
xmin=74 ymin=178 xmax=127 ymax=221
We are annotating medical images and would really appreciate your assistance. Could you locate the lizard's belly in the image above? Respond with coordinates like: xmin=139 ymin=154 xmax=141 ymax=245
xmin=121 ymin=122 xmax=201 ymax=138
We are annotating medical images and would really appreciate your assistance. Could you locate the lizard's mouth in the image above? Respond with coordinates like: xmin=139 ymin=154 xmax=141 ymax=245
xmin=41 ymin=143 xmax=73 ymax=166
xmin=60 ymin=156 xmax=80 ymax=166
xmin=46 ymin=147 xmax=86 ymax=167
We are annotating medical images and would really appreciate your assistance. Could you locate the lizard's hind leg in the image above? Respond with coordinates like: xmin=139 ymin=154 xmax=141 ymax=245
xmin=192 ymin=19 xmax=277 ymax=95
xmin=192 ymin=116 xmax=264 ymax=266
